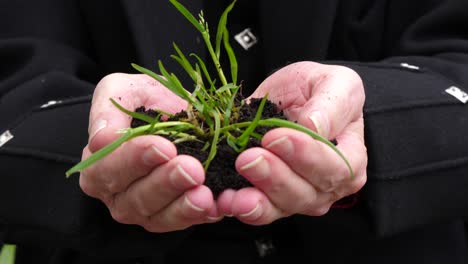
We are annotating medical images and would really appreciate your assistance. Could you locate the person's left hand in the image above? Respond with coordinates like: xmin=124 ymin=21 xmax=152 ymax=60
xmin=216 ymin=61 xmax=368 ymax=224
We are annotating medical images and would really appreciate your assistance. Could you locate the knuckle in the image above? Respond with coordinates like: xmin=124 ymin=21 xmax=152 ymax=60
xmin=297 ymin=190 xmax=319 ymax=212
xmin=256 ymin=217 xmax=276 ymax=226
xmin=143 ymin=223 xmax=164 ymax=233
xmin=98 ymin=169 xmax=128 ymax=194
xmin=78 ymin=173 xmax=97 ymax=198
xmin=337 ymin=66 xmax=362 ymax=86
xmin=338 ymin=165 xmax=352 ymax=181
xmin=141 ymin=216 xmax=163 ymax=232
xmin=110 ymin=207 xmax=133 ymax=225
xmin=316 ymin=174 xmax=344 ymax=193
xmin=329 ymin=190 xmax=341 ymax=203
xmin=143 ymin=220 xmax=180 ymax=233
xmin=349 ymin=174 xmax=367 ymax=194
xmin=299 ymin=200 xmax=318 ymax=215
xmin=128 ymin=190 xmax=153 ymax=217
xmin=332 ymin=66 xmax=365 ymax=105
xmin=104 ymin=179 xmax=122 ymax=194
xmin=99 ymin=169 xmax=127 ymax=194
xmin=79 ymin=169 xmax=116 ymax=203
xmin=143 ymin=215 xmax=186 ymax=233
xmin=99 ymin=73 xmax=128 ymax=85
xmin=307 ymin=205 xmax=331 ymax=216
xmin=265 ymin=180 xmax=288 ymax=197
xmin=337 ymin=174 xmax=366 ymax=198
xmin=315 ymin=205 xmax=331 ymax=216
xmin=359 ymin=143 xmax=368 ymax=163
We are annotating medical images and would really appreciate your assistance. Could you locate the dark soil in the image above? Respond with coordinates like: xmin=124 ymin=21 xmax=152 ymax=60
xmin=131 ymin=97 xmax=286 ymax=198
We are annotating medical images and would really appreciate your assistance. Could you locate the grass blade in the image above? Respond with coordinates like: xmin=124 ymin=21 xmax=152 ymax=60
xmin=171 ymin=43 xmax=197 ymax=82
xmin=235 ymin=95 xmax=268 ymax=150
xmin=0 ymin=244 xmax=16 ymax=264
xmin=190 ymin=53 xmax=215 ymax=92
xmin=66 ymin=120 xmax=203 ymax=177
xmin=66 ymin=130 xmax=136 ymax=177
xmin=258 ymin=118 xmax=354 ymax=179
xmin=158 ymin=60 xmax=192 ymax=102
xmin=215 ymin=1 xmax=236 ymax=58
xmin=223 ymin=85 xmax=240 ymax=126
xmin=110 ymin=98 xmax=154 ymax=124
xmin=226 ymin=133 xmax=241 ymax=152
xmin=204 ymin=110 xmax=221 ymax=170
xmin=169 ymin=0 xmax=204 ymax=33
xmin=131 ymin=63 xmax=170 ymax=88
xmin=223 ymin=29 xmax=238 ymax=84
xmin=132 ymin=62 xmax=192 ymax=104
xmin=216 ymin=83 xmax=238 ymax=94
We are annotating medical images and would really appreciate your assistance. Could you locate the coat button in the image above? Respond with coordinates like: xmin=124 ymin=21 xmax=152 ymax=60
xmin=0 ymin=130 xmax=14 ymax=147
xmin=254 ymin=237 xmax=276 ymax=258
xmin=400 ymin=62 xmax=420 ymax=71
xmin=234 ymin=28 xmax=258 ymax=50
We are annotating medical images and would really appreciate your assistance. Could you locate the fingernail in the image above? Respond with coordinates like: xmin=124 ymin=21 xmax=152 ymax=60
xmin=184 ymin=196 xmax=205 ymax=212
xmin=89 ymin=119 xmax=107 ymax=142
xmin=170 ymin=164 xmax=198 ymax=188
xmin=239 ymin=203 xmax=262 ymax=220
xmin=240 ymin=156 xmax=270 ymax=181
xmin=308 ymin=111 xmax=329 ymax=137
xmin=206 ymin=215 xmax=223 ymax=222
xmin=265 ymin=136 xmax=294 ymax=156
xmin=142 ymin=145 xmax=170 ymax=165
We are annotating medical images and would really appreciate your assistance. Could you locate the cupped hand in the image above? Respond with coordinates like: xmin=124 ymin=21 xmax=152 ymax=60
xmin=217 ymin=62 xmax=368 ymax=225
xmin=79 ymin=73 xmax=221 ymax=233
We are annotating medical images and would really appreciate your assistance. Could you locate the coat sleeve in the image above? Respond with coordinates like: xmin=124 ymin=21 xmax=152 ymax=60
xmin=0 ymin=0 xmax=189 ymax=259
xmin=335 ymin=1 xmax=468 ymax=237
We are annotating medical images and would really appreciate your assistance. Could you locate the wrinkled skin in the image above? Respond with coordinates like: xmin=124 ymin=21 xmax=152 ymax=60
xmin=79 ymin=61 xmax=367 ymax=232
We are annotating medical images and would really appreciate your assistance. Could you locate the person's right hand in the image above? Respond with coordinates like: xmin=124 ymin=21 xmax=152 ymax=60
xmin=79 ymin=73 xmax=221 ymax=233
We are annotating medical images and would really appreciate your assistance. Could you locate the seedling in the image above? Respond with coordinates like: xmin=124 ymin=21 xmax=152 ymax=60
xmin=66 ymin=0 xmax=353 ymax=190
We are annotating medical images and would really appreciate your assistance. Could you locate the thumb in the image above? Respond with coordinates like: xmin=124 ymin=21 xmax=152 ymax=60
xmin=88 ymin=73 xmax=188 ymax=153
xmin=88 ymin=74 xmax=138 ymax=153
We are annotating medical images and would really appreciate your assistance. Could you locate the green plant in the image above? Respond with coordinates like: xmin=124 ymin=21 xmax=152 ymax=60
xmin=0 ymin=244 xmax=16 ymax=264
xmin=66 ymin=0 xmax=353 ymax=180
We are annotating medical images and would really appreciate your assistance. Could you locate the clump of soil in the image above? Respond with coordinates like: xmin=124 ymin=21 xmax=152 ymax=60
xmin=131 ymin=96 xmax=286 ymax=198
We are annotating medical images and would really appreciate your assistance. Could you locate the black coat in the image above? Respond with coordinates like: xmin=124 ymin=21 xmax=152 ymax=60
xmin=1 ymin=0 xmax=467 ymax=263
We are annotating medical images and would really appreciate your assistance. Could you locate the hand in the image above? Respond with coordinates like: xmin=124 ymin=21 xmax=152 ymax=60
xmin=217 ymin=62 xmax=367 ymax=225
xmin=79 ymin=73 xmax=221 ymax=233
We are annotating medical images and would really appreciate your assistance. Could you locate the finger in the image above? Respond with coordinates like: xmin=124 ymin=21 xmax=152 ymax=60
xmin=228 ymin=188 xmax=336 ymax=226
xmin=216 ymin=189 xmax=236 ymax=216
xmin=261 ymin=127 xmax=349 ymax=193
xmin=79 ymin=135 xmax=177 ymax=201
xmin=332 ymin=117 xmax=367 ymax=197
xmin=230 ymin=188 xmax=285 ymax=225
xmin=143 ymin=185 xmax=215 ymax=233
xmin=262 ymin=123 xmax=366 ymax=196
xmin=235 ymin=147 xmax=322 ymax=214
xmin=111 ymin=155 xmax=205 ymax=218
xmin=205 ymin=205 xmax=224 ymax=223
xmin=88 ymin=73 xmax=187 ymax=152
